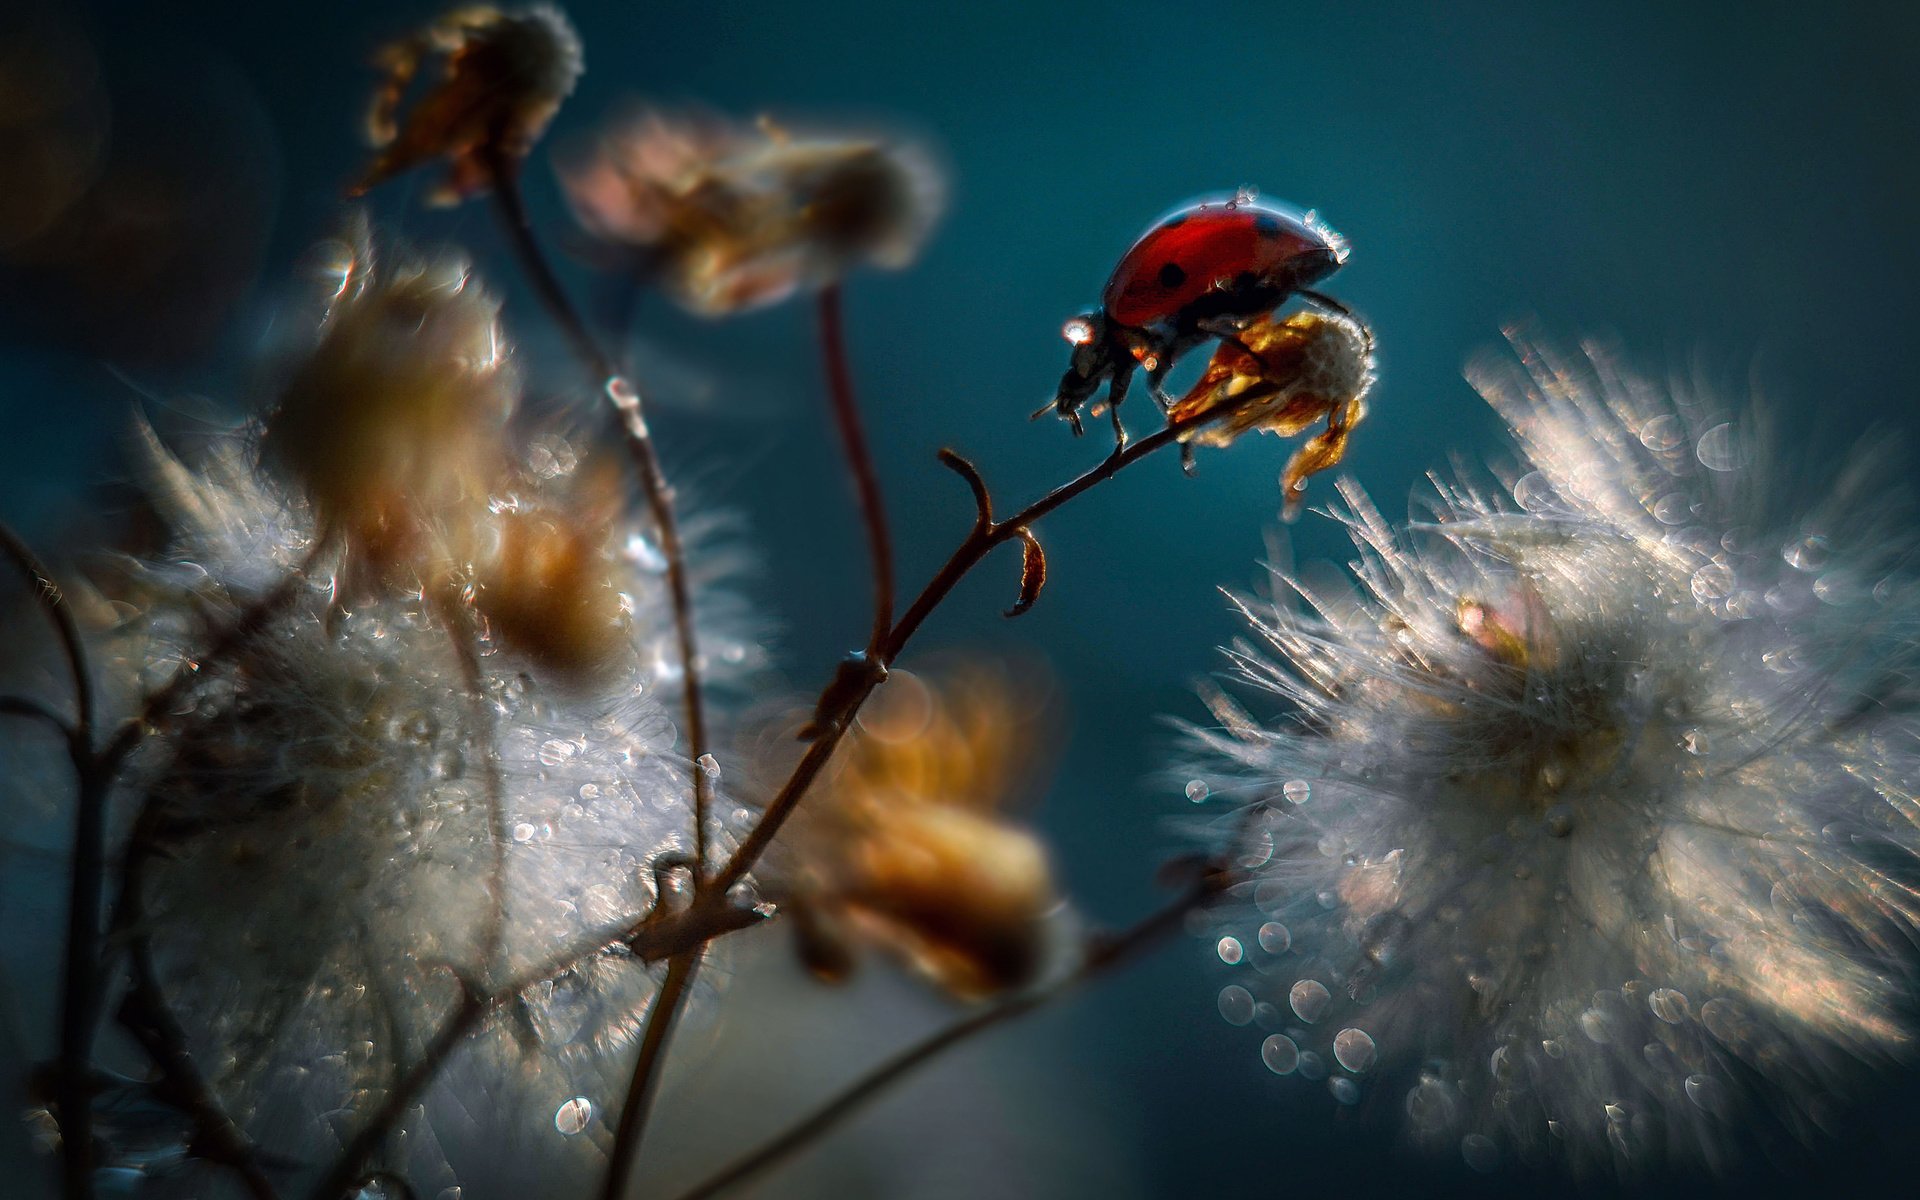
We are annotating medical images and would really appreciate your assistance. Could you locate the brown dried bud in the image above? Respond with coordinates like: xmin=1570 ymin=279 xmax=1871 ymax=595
xmin=265 ymin=228 xmax=513 ymax=593
xmin=559 ymin=109 xmax=943 ymax=314
xmin=353 ymin=5 xmax=583 ymax=204
xmin=474 ymin=463 xmax=627 ymax=679
xmin=780 ymin=665 xmax=1059 ymax=999
xmin=1170 ymin=309 xmax=1375 ymax=515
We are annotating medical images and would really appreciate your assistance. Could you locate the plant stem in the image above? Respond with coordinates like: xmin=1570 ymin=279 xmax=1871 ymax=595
xmin=713 ymin=395 xmax=1258 ymax=896
xmin=671 ymin=868 xmax=1237 ymax=1200
xmin=598 ymin=949 xmax=702 ymax=1200
xmin=481 ymin=149 xmax=715 ymax=875
xmin=816 ymin=283 xmax=894 ymax=652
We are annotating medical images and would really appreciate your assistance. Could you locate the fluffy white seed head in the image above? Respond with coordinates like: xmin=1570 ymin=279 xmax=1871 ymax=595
xmin=1185 ymin=333 xmax=1920 ymax=1174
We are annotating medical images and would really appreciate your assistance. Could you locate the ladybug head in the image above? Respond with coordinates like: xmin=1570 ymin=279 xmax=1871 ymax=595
xmin=1043 ymin=309 xmax=1138 ymax=435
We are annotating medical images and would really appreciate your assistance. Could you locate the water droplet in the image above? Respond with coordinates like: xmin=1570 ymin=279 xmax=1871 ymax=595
xmin=1296 ymin=1050 xmax=1328 ymax=1080
xmin=1785 ymin=535 xmax=1831 ymax=571
xmin=1185 ymin=779 xmax=1210 ymax=803
xmin=1682 ymin=729 xmax=1709 ymax=756
xmin=1696 ymin=423 xmax=1744 ymax=472
xmin=1542 ymin=1037 xmax=1564 ymax=1059
xmin=1282 ymin=779 xmax=1312 ymax=805
xmin=1216 ymin=936 xmax=1244 ymax=965
xmin=1289 ymin=979 xmax=1331 ymax=1023
xmin=1513 ymin=471 xmax=1553 ymax=511
xmin=555 ymin=1096 xmax=594 ymax=1135
xmin=1333 ymin=1027 xmax=1377 ymax=1073
xmin=1460 ymin=1133 xmax=1499 ymax=1172
xmin=1639 ymin=414 xmax=1684 ymax=452
xmin=1329 ymin=1076 xmax=1361 ymax=1104
xmin=1648 ymin=987 xmax=1689 ymax=1024
xmin=538 ymin=739 xmax=576 ymax=767
xmin=1684 ymin=1073 xmax=1725 ymax=1116
xmin=1691 ymin=563 xmax=1734 ymax=603
xmin=1543 ymin=804 xmax=1574 ymax=838
xmin=1580 ymin=1008 xmax=1616 ymax=1044
xmin=1261 ymin=1034 xmax=1300 ymax=1075
xmin=1652 ymin=493 xmax=1690 ymax=525
xmin=512 ymin=823 xmax=536 ymax=843
xmin=1217 ymin=985 xmax=1255 ymax=1026
xmin=1257 ymin=921 xmax=1291 ymax=954
xmin=1406 ymin=1078 xmax=1457 ymax=1131
xmin=697 ymin=753 xmax=720 ymax=779
xmin=624 ymin=532 xmax=668 ymax=573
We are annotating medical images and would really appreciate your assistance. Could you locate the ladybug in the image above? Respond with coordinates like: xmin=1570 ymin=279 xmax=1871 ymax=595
xmin=1041 ymin=190 xmax=1350 ymax=446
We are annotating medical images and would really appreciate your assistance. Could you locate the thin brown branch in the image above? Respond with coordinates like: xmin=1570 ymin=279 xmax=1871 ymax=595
xmin=816 ymin=283 xmax=895 ymax=652
xmin=113 ymin=810 xmax=280 ymax=1200
xmin=598 ymin=948 xmax=703 ymax=1200
xmin=481 ymin=147 xmax=715 ymax=876
xmin=671 ymin=867 xmax=1239 ymax=1200
xmin=435 ymin=591 xmax=509 ymax=976
xmin=0 ymin=519 xmax=95 ymax=747
xmin=714 ymin=391 xmax=1265 ymax=896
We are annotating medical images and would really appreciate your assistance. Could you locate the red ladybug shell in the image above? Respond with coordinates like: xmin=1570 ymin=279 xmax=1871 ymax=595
xmin=1101 ymin=196 xmax=1344 ymax=330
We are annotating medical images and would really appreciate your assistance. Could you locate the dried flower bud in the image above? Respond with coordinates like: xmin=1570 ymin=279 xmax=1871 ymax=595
xmin=1170 ymin=309 xmax=1374 ymax=514
xmin=559 ymin=109 xmax=943 ymax=314
xmin=780 ymin=665 xmax=1058 ymax=998
xmin=475 ymin=462 xmax=627 ymax=679
xmin=354 ymin=4 xmax=583 ymax=204
xmin=265 ymin=228 xmax=513 ymax=592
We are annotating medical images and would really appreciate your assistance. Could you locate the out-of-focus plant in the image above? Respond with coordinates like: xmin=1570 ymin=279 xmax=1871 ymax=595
xmin=1180 ymin=334 xmax=1920 ymax=1176
xmin=4 ymin=4 xmax=1911 ymax=1200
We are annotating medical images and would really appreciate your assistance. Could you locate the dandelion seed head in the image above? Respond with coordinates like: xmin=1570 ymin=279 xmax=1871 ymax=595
xmin=1185 ymin=333 xmax=1920 ymax=1172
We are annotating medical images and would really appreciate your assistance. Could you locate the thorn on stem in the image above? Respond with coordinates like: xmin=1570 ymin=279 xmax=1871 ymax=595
xmin=1005 ymin=529 xmax=1047 ymax=618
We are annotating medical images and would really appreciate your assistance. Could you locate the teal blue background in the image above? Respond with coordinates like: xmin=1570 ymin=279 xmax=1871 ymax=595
xmin=5 ymin=1 xmax=1920 ymax=1195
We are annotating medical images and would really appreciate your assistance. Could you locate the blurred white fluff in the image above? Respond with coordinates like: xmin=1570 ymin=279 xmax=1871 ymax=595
xmin=106 ymin=417 xmax=761 ymax=1185
xmin=1186 ymin=332 xmax=1920 ymax=1175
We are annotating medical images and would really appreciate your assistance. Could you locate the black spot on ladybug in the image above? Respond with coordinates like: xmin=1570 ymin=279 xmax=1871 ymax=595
xmin=1252 ymin=211 xmax=1284 ymax=237
xmin=1157 ymin=261 xmax=1187 ymax=289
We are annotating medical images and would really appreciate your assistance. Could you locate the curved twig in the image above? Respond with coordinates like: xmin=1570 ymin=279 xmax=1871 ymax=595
xmin=816 ymin=283 xmax=895 ymax=652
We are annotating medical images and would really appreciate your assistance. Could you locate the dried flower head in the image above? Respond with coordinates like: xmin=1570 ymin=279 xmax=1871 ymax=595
xmin=559 ymin=109 xmax=944 ymax=314
xmin=353 ymin=4 xmax=584 ymax=204
xmin=475 ymin=458 xmax=627 ymax=680
xmin=1169 ymin=309 xmax=1374 ymax=515
xmin=778 ymin=665 xmax=1059 ymax=999
xmin=1183 ymin=333 xmax=1920 ymax=1174
xmin=265 ymin=227 xmax=512 ymax=594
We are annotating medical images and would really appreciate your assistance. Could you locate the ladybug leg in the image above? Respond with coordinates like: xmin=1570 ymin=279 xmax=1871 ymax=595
xmin=1105 ymin=367 xmax=1133 ymax=451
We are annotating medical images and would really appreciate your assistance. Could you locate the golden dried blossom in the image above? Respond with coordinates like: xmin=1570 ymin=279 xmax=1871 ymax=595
xmin=782 ymin=665 xmax=1058 ymax=999
xmin=353 ymin=4 xmax=583 ymax=204
xmin=265 ymin=229 xmax=513 ymax=592
xmin=1169 ymin=309 xmax=1375 ymax=514
xmin=559 ymin=109 xmax=943 ymax=314
xmin=474 ymin=461 xmax=627 ymax=679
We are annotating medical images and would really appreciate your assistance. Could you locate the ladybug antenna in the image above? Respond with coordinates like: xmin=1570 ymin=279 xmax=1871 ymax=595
xmin=1298 ymin=289 xmax=1355 ymax=320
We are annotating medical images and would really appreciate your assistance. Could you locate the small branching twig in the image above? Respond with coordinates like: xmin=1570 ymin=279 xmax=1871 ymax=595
xmin=671 ymin=863 xmax=1243 ymax=1200
xmin=715 ymin=393 xmax=1264 ymax=898
xmin=816 ymin=283 xmax=895 ymax=652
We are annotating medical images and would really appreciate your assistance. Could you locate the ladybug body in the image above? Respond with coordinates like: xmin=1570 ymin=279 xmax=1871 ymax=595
xmin=1047 ymin=193 xmax=1348 ymax=444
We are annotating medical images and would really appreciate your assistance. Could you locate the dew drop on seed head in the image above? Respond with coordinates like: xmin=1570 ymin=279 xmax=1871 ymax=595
xmin=512 ymin=822 xmax=536 ymax=843
xmin=1257 ymin=921 xmax=1291 ymax=954
xmin=1543 ymin=804 xmax=1574 ymax=838
xmin=1461 ymin=1134 xmax=1499 ymax=1173
xmin=1261 ymin=1033 xmax=1300 ymax=1075
xmin=1185 ymin=779 xmax=1209 ymax=803
xmin=538 ymin=738 xmax=576 ymax=767
xmin=1785 ymin=535 xmax=1831 ymax=571
xmin=554 ymin=1096 xmax=593 ymax=1135
xmin=1289 ymin=978 xmax=1331 ymax=1023
xmin=1296 ymin=1050 xmax=1328 ymax=1080
xmin=698 ymin=753 xmax=720 ymax=779
xmin=1217 ymin=984 xmax=1255 ymax=1026
xmin=1282 ymin=779 xmax=1311 ymax=805
xmin=1333 ymin=1027 xmax=1377 ymax=1073
xmin=1696 ymin=423 xmax=1742 ymax=471
xmin=1217 ymin=936 xmax=1244 ymax=965
xmin=1512 ymin=470 xmax=1552 ymax=511
xmin=1648 ymin=987 xmax=1689 ymax=1024
xmin=1330 ymin=1076 xmax=1361 ymax=1104
xmin=1684 ymin=1073 xmax=1726 ymax=1116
